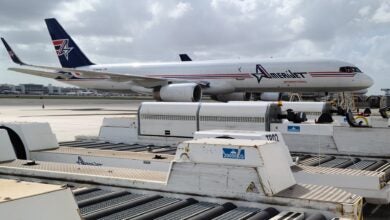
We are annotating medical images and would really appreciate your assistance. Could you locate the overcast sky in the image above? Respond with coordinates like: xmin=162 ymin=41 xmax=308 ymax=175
xmin=0 ymin=0 xmax=389 ymax=94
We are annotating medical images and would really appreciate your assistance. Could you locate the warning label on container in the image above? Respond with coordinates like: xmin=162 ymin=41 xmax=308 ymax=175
xmin=287 ymin=125 xmax=301 ymax=132
xmin=222 ymin=148 xmax=245 ymax=160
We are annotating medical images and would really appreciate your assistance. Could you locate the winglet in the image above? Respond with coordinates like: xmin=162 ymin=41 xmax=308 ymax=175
xmin=1 ymin=37 xmax=26 ymax=65
xmin=179 ymin=54 xmax=192 ymax=62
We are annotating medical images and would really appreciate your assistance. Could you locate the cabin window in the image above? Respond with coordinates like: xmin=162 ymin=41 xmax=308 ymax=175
xmin=340 ymin=66 xmax=362 ymax=73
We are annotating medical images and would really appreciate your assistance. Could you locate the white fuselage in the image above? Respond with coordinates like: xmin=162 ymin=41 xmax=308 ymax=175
xmin=57 ymin=58 xmax=373 ymax=95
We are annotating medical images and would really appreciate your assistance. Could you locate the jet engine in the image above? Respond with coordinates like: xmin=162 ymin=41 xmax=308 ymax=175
xmin=259 ymin=92 xmax=281 ymax=101
xmin=211 ymin=92 xmax=251 ymax=102
xmin=153 ymin=83 xmax=202 ymax=102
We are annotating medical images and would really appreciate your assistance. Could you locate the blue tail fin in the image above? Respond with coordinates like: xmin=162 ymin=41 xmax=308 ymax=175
xmin=44 ymin=18 xmax=94 ymax=68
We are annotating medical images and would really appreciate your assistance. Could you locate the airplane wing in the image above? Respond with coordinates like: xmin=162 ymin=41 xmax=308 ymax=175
xmin=2 ymin=37 xmax=174 ymax=88
xmin=8 ymin=67 xmax=66 ymax=79
xmin=2 ymin=37 xmax=209 ymax=88
xmin=8 ymin=65 xmax=169 ymax=88
xmin=45 ymin=66 xmax=211 ymax=87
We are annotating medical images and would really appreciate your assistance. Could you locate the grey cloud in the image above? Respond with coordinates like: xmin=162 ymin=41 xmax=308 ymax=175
xmin=0 ymin=0 xmax=389 ymax=93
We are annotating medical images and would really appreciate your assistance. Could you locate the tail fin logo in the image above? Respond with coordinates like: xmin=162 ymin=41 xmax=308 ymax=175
xmin=7 ymin=50 xmax=15 ymax=58
xmin=52 ymin=39 xmax=73 ymax=60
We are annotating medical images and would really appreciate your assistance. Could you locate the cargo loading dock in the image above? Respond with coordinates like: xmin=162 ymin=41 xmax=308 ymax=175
xmin=0 ymin=131 xmax=364 ymax=219
xmin=1 ymin=99 xmax=389 ymax=218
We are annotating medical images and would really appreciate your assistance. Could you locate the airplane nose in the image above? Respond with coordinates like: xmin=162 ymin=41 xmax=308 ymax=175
xmin=362 ymin=74 xmax=374 ymax=88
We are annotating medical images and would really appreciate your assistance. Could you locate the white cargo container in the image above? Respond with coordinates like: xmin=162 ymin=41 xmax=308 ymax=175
xmin=138 ymin=102 xmax=281 ymax=137
xmin=138 ymin=102 xmax=200 ymax=137
xmin=99 ymin=117 xmax=138 ymax=144
xmin=198 ymin=102 xmax=281 ymax=131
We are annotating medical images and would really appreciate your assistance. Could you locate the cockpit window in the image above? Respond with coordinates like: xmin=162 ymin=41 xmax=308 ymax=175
xmin=340 ymin=66 xmax=362 ymax=73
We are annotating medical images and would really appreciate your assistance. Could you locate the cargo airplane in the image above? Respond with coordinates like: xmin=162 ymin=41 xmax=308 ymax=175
xmin=1 ymin=18 xmax=373 ymax=102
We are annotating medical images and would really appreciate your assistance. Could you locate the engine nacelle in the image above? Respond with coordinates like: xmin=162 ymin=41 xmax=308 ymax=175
xmin=153 ymin=83 xmax=202 ymax=102
xmin=211 ymin=92 xmax=251 ymax=102
xmin=260 ymin=92 xmax=281 ymax=101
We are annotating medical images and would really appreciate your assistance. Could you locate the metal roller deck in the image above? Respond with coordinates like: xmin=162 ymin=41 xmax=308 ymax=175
xmin=293 ymin=153 xmax=390 ymax=180
xmin=71 ymin=187 xmax=329 ymax=220
xmin=60 ymin=140 xmax=176 ymax=154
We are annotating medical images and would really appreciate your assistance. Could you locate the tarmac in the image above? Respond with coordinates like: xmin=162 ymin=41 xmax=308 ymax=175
xmin=0 ymin=98 xmax=141 ymax=141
